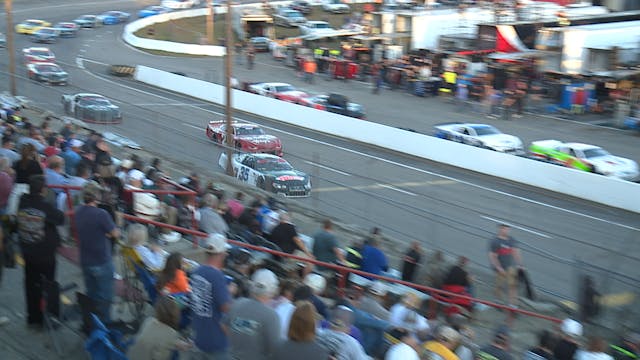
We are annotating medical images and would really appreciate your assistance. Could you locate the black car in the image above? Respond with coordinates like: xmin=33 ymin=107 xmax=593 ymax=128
xmin=27 ymin=62 xmax=69 ymax=85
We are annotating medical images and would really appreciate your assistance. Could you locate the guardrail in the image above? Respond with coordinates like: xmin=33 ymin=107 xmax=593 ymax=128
xmin=133 ymin=65 xmax=640 ymax=213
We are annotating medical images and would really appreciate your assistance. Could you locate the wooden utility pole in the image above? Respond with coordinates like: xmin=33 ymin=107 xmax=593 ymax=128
xmin=5 ymin=0 xmax=17 ymax=96
xmin=206 ymin=0 xmax=214 ymax=44
xmin=225 ymin=0 xmax=235 ymax=176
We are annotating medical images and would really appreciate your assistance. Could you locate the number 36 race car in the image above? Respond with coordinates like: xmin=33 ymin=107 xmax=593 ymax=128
xmin=206 ymin=121 xmax=283 ymax=156
xmin=219 ymin=153 xmax=311 ymax=197
xmin=528 ymin=140 xmax=639 ymax=181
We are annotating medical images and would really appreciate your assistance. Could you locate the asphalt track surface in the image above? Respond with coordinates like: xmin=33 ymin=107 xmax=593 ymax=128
xmin=1 ymin=0 xmax=639 ymax=302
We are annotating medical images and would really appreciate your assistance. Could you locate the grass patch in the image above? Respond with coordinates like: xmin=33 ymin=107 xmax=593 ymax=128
xmin=134 ymin=4 xmax=369 ymax=45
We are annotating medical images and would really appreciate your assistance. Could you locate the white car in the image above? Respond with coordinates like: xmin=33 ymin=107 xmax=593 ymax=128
xmin=433 ymin=122 xmax=524 ymax=155
xmin=529 ymin=140 xmax=640 ymax=181
xmin=219 ymin=152 xmax=311 ymax=197
xmin=322 ymin=0 xmax=350 ymax=13
xmin=161 ymin=0 xmax=201 ymax=9
xmin=247 ymin=82 xmax=309 ymax=102
xmin=299 ymin=20 xmax=335 ymax=35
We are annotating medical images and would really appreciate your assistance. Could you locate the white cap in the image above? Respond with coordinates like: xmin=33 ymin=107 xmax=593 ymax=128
xmin=386 ymin=343 xmax=420 ymax=360
xmin=69 ymin=139 xmax=84 ymax=148
xmin=121 ymin=159 xmax=134 ymax=169
xmin=127 ymin=169 xmax=145 ymax=182
xmin=204 ymin=233 xmax=229 ymax=254
xmin=304 ymin=273 xmax=326 ymax=295
xmin=561 ymin=319 xmax=583 ymax=338
xmin=251 ymin=269 xmax=279 ymax=297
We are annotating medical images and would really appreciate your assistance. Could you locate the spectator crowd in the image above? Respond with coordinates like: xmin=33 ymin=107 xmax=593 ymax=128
xmin=0 ymin=106 xmax=637 ymax=360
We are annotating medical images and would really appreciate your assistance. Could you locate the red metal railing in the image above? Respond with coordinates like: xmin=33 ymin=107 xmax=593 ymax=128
xmin=51 ymin=184 xmax=562 ymax=324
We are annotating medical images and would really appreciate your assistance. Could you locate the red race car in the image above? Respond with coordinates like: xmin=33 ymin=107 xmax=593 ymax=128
xmin=206 ymin=121 xmax=283 ymax=156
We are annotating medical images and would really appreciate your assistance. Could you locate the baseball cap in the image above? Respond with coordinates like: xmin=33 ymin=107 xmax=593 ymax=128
xmin=251 ymin=269 xmax=279 ymax=296
xmin=560 ymin=319 xmax=583 ymax=338
xmin=127 ymin=169 xmax=145 ymax=182
xmin=69 ymin=139 xmax=84 ymax=148
xmin=304 ymin=273 xmax=326 ymax=295
xmin=121 ymin=159 xmax=134 ymax=169
xmin=203 ymin=233 xmax=229 ymax=254
xmin=368 ymin=281 xmax=388 ymax=296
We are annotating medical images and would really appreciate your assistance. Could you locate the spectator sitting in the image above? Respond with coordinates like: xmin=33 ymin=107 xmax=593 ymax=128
xmin=448 ymin=314 xmax=478 ymax=360
xmin=303 ymin=273 xmax=329 ymax=320
xmin=127 ymin=223 xmax=167 ymax=271
xmin=126 ymin=169 xmax=161 ymax=221
xmin=271 ymin=300 xmax=330 ymax=360
xmin=13 ymin=143 xmax=43 ymax=185
xmin=0 ymin=136 xmax=20 ymax=166
xmin=355 ymin=281 xmax=391 ymax=321
xmin=554 ymin=319 xmax=583 ymax=360
xmin=238 ymin=199 xmax=261 ymax=228
xmin=477 ymin=325 xmax=514 ymax=360
xmin=361 ymin=237 xmax=388 ymax=278
xmin=225 ymin=191 xmax=245 ymax=220
xmin=385 ymin=328 xmax=420 ymax=360
xmin=198 ymin=193 xmax=229 ymax=236
xmin=127 ymin=296 xmax=192 ymax=360
xmin=524 ymin=330 xmax=556 ymax=360
xmin=57 ymin=162 xmax=90 ymax=212
xmin=389 ymin=293 xmax=429 ymax=338
xmin=156 ymin=252 xmax=190 ymax=295
xmin=423 ymin=325 xmax=462 ymax=360
xmin=115 ymin=159 xmax=134 ymax=184
xmin=316 ymin=305 xmax=369 ymax=360
xmin=577 ymin=337 xmax=613 ymax=360
xmin=272 ymin=279 xmax=299 ymax=340
xmin=225 ymin=268 xmax=282 ymax=360
xmin=0 ymin=157 xmax=14 ymax=215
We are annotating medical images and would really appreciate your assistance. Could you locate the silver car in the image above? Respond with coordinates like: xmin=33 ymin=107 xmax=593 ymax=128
xmin=273 ymin=8 xmax=306 ymax=27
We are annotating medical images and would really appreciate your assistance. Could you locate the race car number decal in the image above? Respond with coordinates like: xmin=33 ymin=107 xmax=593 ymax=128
xmin=238 ymin=167 xmax=250 ymax=181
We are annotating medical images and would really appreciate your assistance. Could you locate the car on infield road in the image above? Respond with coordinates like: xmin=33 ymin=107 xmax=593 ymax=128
xmin=27 ymin=62 xmax=69 ymax=85
xmin=248 ymin=82 xmax=309 ymax=102
xmin=299 ymin=20 xmax=335 ymax=35
xmin=23 ymin=47 xmax=56 ymax=63
xmin=162 ymin=0 xmax=201 ymax=9
xmin=433 ymin=122 xmax=524 ymax=155
xmin=206 ymin=120 xmax=283 ymax=156
xmin=15 ymin=19 xmax=51 ymax=34
xmin=219 ymin=152 xmax=311 ymax=197
xmin=54 ymin=22 xmax=79 ymax=37
xmin=62 ymin=93 xmax=122 ymax=123
xmin=298 ymin=93 xmax=366 ymax=119
xmin=528 ymin=140 xmax=639 ymax=181
xmin=322 ymin=0 xmax=350 ymax=13
xmin=290 ymin=0 xmax=312 ymax=14
xmin=138 ymin=6 xmax=171 ymax=18
xmin=273 ymin=8 xmax=307 ymax=27
xmin=30 ymin=27 xmax=60 ymax=43
xmin=249 ymin=37 xmax=272 ymax=52
xmin=73 ymin=15 xmax=101 ymax=28
xmin=97 ymin=11 xmax=131 ymax=25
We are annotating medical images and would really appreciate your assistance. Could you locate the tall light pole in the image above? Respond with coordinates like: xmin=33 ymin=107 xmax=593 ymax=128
xmin=224 ymin=0 xmax=235 ymax=176
xmin=5 ymin=0 xmax=17 ymax=95
xmin=206 ymin=0 xmax=214 ymax=44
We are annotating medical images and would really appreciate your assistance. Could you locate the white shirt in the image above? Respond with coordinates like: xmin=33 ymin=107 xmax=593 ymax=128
xmin=273 ymin=299 xmax=295 ymax=340
xmin=389 ymin=303 xmax=429 ymax=334
xmin=386 ymin=342 xmax=419 ymax=360
xmin=135 ymin=244 xmax=168 ymax=271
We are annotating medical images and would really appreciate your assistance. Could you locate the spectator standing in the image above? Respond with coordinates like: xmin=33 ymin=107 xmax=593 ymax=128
xmin=524 ymin=330 xmax=556 ymax=360
xmin=199 ymin=193 xmax=229 ymax=235
xmin=554 ymin=319 xmax=583 ymax=360
xmin=271 ymin=301 xmax=329 ymax=360
xmin=270 ymin=212 xmax=314 ymax=276
xmin=361 ymin=237 xmax=388 ymax=278
xmin=477 ymin=326 xmax=513 ymax=360
xmin=190 ymin=233 xmax=232 ymax=359
xmin=316 ymin=305 xmax=368 ymax=360
xmin=16 ymin=174 xmax=64 ymax=327
xmin=44 ymin=155 xmax=67 ymax=196
xmin=401 ymin=241 xmax=422 ymax=282
xmin=488 ymin=224 xmax=523 ymax=307
xmin=312 ymin=219 xmax=345 ymax=269
xmin=13 ymin=143 xmax=43 ymax=184
xmin=304 ymin=57 xmax=317 ymax=84
xmin=75 ymin=181 xmax=119 ymax=322
xmin=61 ymin=139 xmax=83 ymax=176
xmin=0 ymin=137 xmax=20 ymax=166
xmin=423 ymin=325 xmax=462 ymax=360
xmin=127 ymin=296 xmax=191 ymax=360
xmin=225 ymin=269 xmax=281 ymax=360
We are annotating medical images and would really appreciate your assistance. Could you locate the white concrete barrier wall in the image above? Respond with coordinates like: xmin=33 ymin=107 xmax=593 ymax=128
xmin=134 ymin=65 xmax=640 ymax=213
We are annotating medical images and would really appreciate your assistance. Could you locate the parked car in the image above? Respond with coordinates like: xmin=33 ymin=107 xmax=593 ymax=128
xmin=206 ymin=121 xmax=283 ymax=156
xmin=249 ymin=37 xmax=271 ymax=52
xmin=23 ymin=47 xmax=56 ymax=63
xmin=299 ymin=20 xmax=335 ymax=35
xmin=54 ymin=22 xmax=79 ymax=37
xmin=61 ymin=93 xmax=122 ymax=123
xmin=30 ymin=27 xmax=60 ymax=43
xmin=290 ymin=0 xmax=312 ymax=14
xmin=27 ymin=62 xmax=68 ymax=85
xmin=248 ymin=82 xmax=309 ymax=103
xmin=161 ymin=0 xmax=201 ymax=9
xmin=138 ymin=5 xmax=171 ymax=18
xmin=15 ymin=19 xmax=51 ymax=34
xmin=73 ymin=15 xmax=100 ymax=28
xmin=273 ymin=8 xmax=306 ymax=27
xmin=299 ymin=93 xmax=366 ymax=119
xmin=322 ymin=0 xmax=350 ymax=13
xmin=97 ymin=11 xmax=131 ymax=25
xmin=219 ymin=152 xmax=311 ymax=197
xmin=433 ymin=122 xmax=524 ymax=155
xmin=528 ymin=140 xmax=639 ymax=181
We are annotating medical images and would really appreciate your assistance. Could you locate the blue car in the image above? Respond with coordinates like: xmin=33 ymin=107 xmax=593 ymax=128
xmin=30 ymin=27 xmax=60 ymax=43
xmin=97 ymin=11 xmax=131 ymax=25
xmin=138 ymin=6 xmax=170 ymax=18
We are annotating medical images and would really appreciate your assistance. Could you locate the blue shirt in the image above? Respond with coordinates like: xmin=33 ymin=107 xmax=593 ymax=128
xmin=361 ymin=245 xmax=388 ymax=278
xmin=60 ymin=148 xmax=81 ymax=176
xmin=75 ymin=205 xmax=116 ymax=267
xmin=44 ymin=168 xmax=68 ymax=194
xmin=191 ymin=265 xmax=232 ymax=353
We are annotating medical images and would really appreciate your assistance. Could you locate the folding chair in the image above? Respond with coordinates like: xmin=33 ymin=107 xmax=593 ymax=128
xmin=118 ymin=245 xmax=148 ymax=321
xmin=41 ymin=276 xmax=78 ymax=355
xmin=85 ymin=313 xmax=132 ymax=360
xmin=133 ymin=263 xmax=158 ymax=305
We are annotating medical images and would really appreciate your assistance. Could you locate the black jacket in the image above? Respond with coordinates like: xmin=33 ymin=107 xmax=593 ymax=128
xmin=17 ymin=193 xmax=65 ymax=261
